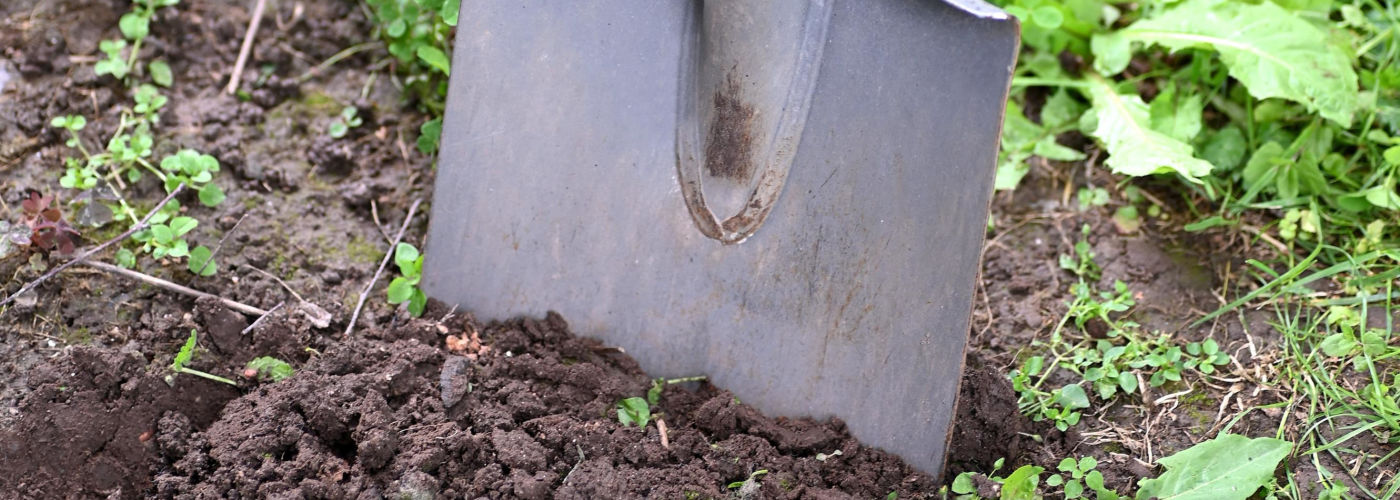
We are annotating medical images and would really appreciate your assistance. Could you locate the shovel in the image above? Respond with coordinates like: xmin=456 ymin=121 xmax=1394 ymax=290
xmin=423 ymin=0 xmax=1019 ymax=478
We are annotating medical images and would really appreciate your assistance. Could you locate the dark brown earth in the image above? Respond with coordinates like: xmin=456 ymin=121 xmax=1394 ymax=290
xmin=0 ymin=0 xmax=1347 ymax=498
xmin=2 ymin=303 xmax=935 ymax=498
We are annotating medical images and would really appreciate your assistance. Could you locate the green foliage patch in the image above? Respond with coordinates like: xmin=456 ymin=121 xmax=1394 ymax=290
xmin=386 ymin=242 xmax=427 ymax=317
xmin=364 ymin=0 xmax=457 ymax=155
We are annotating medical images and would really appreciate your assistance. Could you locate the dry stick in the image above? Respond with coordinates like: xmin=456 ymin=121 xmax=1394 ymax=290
xmin=344 ymin=198 xmax=422 ymax=337
xmin=194 ymin=213 xmax=249 ymax=276
xmin=226 ymin=0 xmax=269 ymax=95
xmin=0 ymin=185 xmax=184 ymax=310
xmin=241 ymin=300 xmax=286 ymax=334
xmin=79 ymin=261 xmax=269 ymax=316
xmin=370 ymin=200 xmax=394 ymax=246
xmin=562 ymin=444 xmax=586 ymax=484
xmin=295 ymin=41 xmax=381 ymax=84
xmin=244 ymin=265 xmax=308 ymax=302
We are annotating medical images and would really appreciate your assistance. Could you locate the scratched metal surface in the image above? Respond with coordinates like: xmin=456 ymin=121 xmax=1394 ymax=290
xmin=423 ymin=0 xmax=1018 ymax=477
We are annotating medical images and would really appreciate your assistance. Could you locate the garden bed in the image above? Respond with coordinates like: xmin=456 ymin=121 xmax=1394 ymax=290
xmin=1 ymin=0 xmax=1393 ymax=498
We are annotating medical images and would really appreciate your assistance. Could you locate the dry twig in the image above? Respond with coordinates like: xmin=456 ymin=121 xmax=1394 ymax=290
xmin=242 ymin=301 xmax=285 ymax=334
xmin=370 ymin=200 xmax=394 ymax=246
xmin=194 ymin=213 xmax=249 ymax=276
xmin=80 ymin=261 xmax=269 ymax=316
xmin=226 ymin=0 xmax=269 ymax=95
xmin=244 ymin=265 xmax=308 ymax=302
xmin=344 ymin=198 xmax=422 ymax=337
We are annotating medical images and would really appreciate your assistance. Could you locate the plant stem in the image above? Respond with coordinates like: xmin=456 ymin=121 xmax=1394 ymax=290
xmin=67 ymin=129 xmax=92 ymax=159
xmin=227 ymin=0 xmax=268 ymax=94
xmin=665 ymin=376 xmax=707 ymax=385
xmin=296 ymin=41 xmax=383 ymax=84
xmin=1011 ymin=77 xmax=1093 ymax=88
xmin=1357 ymin=27 xmax=1394 ymax=57
xmin=174 ymin=367 xmax=238 ymax=386
xmin=137 ymin=158 xmax=168 ymax=181
xmin=125 ymin=37 xmax=144 ymax=82
xmin=100 ymin=178 xmax=141 ymax=223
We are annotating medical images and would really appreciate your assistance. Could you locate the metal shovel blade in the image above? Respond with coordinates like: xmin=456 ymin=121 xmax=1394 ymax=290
xmin=424 ymin=0 xmax=1018 ymax=477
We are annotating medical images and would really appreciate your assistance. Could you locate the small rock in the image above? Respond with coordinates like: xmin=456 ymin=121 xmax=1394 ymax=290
xmin=440 ymin=355 xmax=472 ymax=409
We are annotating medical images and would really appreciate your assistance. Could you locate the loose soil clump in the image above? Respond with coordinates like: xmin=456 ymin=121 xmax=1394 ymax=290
xmin=2 ymin=306 xmax=935 ymax=499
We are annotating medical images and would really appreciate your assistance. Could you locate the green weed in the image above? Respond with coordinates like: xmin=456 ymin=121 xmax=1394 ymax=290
xmin=363 ymin=0 xmax=457 ymax=155
xmin=949 ymin=435 xmax=1289 ymax=499
xmin=49 ymin=0 xmax=226 ymax=275
xmin=386 ymin=242 xmax=427 ymax=316
xmin=994 ymin=0 xmax=1399 ymax=267
xmin=159 ymin=149 xmax=225 ymax=207
xmin=727 ymin=469 xmax=769 ymax=490
xmin=615 ymin=376 xmax=707 ymax=429
xmin=1043 ymin=457 xmax=1117 ymax=500
xmin=328 ymin=106 xmax=363 ymax=139
xmin=244 ymin=356 xmax=295 ymax=382
xmin=616 ymin=397 xmax=650 ymax=428
xmin=996 ymin=3 xmax=1398 ymax=492
xmin=1013 ymin=230 xmax=1234 ymax=430
xmin=95 ymin=0 xmax=179 ymax=82
xmin=165 ymin=329 xmax=237 ymax=386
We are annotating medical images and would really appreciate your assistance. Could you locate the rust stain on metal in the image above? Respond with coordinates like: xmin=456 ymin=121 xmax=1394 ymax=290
xmin=704 ymin=71 xmax=756 ymax=181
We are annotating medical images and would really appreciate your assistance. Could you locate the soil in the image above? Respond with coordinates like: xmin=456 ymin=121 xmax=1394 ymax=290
xmin=1 ymin=0 xmax=1379 ymax=498
xmin=2 ymin=303 xmax=935 ymax=498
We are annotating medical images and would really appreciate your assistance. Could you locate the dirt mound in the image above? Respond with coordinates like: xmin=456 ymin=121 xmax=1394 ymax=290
xmin=1 ymin=306 xmax=945 ymax=498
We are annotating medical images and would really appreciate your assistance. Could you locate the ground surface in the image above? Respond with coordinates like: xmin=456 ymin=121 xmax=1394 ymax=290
xmin=0 ymin=0 xmax=1384 ymax=498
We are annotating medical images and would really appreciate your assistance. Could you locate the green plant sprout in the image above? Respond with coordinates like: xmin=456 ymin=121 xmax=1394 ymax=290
xmin=1057 ymin=225 xmax=1099 ymax=280
xmin=187 ymin=244 xmax=218 ymax=277
xmin=50 ymin=115 xmax=101 ymax=191
xmin=1076 ymin=186 xmax=1109 ymax=211
xmin=124 ymin=201 xmax=218 ymax=276
xmin=95 ymin=0 xmax=180 ymax=82
xmin=132 ymin=84 xmax=167 ymax=123
xmin=328 ymin=106 xmax=364 ymax=138
xmin=115 ymin=247 xmax=137 ymax=268
xmin=1010 ymin=356 xmax=1089 ymax=432
xmin=948 ymin=458 xmax=1024 ymax=500
xmin=244 ymin=357 xmax=295 ymax=382
xmin=95 ymin=39 xmax=131 ymax=80
xmin=1043 ymin=457 xmax=1117 ymax=500
xmin=366 ymin=0 xmax=456 ymax=97
xmin=386 ymin=242 xmax=427 ymax=316
xmin=726 ymin=469 xmax=769 ymax=490
xmin=417 ymin=117 xmax=442 ymax=155
xmin=137 ymin=214 xmax=196 ymax=260
xmin=616 ymin=397 xmax=650 ymax=428
xmin=165 ymin=329 xmax=237 ymax=386
xmin=616 ymin=375 xmax=708 ymax=429
xmin=159 ymin=149 xmax=224 ymax=207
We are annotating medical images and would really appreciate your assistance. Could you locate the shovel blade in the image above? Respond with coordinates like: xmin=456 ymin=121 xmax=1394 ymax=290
xmin=424 ymin=0 xmax=1018 ymax=477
